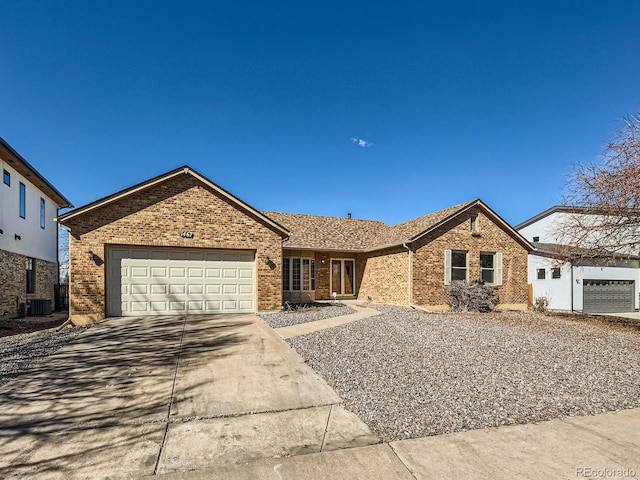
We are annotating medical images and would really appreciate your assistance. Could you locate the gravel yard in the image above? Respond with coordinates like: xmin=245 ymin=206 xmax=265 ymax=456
xmin=260 ymin=303 xmax=355 ymax=328
xmin=288 ymin=305 xmax=640 ymax=442
xmin=0 ymin=326 xmax=84 ymax=388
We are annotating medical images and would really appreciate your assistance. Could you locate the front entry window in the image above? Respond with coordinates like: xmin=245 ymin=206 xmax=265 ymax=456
xmin=331 ymin=259 xmax=355 ymax=296
xmin=283 ymin=257 xmax=315 ymax=291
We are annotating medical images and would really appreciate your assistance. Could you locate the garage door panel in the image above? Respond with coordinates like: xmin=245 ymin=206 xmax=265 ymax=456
xmin=239 ymin=268 xmax=253 ymax=279
xmin=188 ymin=267 xmax=204 ymax=278
xmin=131 ymin=284 xmax=148 ymax=295
xmin=151 ymin=301 xmax=167 ymax=312
xmin=223 ymin=284 xmax=237 ymax=294
xmin=169 ymin=284 xmax=186 ymax=295
xmin=131 ymin=301 xmax=149 ymax=313
xmin=131 ymin=266 xmax=149 ymax=278
xmin=170 ymin=267 xmax=186 ymax=277
xmin=107 ymin=247 xmax=255 ymax=316
xmin=223 ymin=300 xmax=237 ymax=310
xmin=206 ymin=268 xmax=221 ymax=278
xmin=223 ymin=269 xmax=237 ymax=279
xmin=188 ymin=301 xmax=204 ymax=312
xmin=170 ymin=301 xmax=186 ymax=312
xmin=239 ymin=300 xmax=253 ymax=310
xmin=151 ymin=267 xmax=168 ymax=278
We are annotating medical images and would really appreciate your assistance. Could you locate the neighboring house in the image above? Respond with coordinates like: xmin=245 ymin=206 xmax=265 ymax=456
xmin=0 ymin=138 xmax=72 ymax=319
xmin=516 ymin=206 xmax=640 ymax=313
xmin=58 ymin=166 xmax=532 ymax=325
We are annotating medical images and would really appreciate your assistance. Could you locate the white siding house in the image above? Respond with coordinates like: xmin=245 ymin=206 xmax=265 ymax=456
xmin=0 ymin=138 xmax=72 ymax=318
xmin=517 ymin=207 xmax=640 ymax=313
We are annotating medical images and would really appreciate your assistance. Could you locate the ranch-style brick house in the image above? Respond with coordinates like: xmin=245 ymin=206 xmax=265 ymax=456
xmin=58 ymin=166 xmax=532 ymax=325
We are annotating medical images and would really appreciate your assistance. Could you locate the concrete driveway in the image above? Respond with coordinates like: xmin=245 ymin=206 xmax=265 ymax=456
xmin=0 ymin=315 xmax=378 ymax=479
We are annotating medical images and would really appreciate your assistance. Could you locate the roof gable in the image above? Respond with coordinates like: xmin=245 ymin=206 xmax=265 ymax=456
xmin=367 ymin=199 xmax=532 ymax=251
xmin=57 ymin=166 xmax=290 ymax=237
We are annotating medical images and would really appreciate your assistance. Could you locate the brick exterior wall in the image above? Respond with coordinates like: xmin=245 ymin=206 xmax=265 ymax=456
xmin=357 ymin=247 xmax=409 ymax=305
xmin=411 ymin=207 xmax=529 ymax=309
xmin=63 ymin=174 xmax=284 ymax=324
xmin=0 ymin=249 xmax=58 ymax=319
xmin=315 ymin=251 xmax=360 ymax=300
xmin=281 ymin=207 xmax=528 ymax=309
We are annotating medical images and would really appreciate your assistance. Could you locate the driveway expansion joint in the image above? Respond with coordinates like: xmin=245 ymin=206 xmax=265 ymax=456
xmin=388 ymin=442 xmax=419 ymax=480
xmin=319 ymin=404 xmax=333 ymax=452
xmin=167 ymin=402 xmax=344 ymax=424
xmin=153 ymin=315 xmax=188 ymax=476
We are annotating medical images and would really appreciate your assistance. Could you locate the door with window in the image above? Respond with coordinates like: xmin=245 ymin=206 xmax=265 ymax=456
xmin=330 ymin=259 xmax=355 ymax=296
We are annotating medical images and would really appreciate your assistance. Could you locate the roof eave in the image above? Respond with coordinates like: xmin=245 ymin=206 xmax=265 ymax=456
xmin=0 ymin=137 xmax=73 ymax=208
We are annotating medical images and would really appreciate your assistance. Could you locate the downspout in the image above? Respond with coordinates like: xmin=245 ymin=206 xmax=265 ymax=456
xmin=570 ymin=260 xmax=574 ymax=313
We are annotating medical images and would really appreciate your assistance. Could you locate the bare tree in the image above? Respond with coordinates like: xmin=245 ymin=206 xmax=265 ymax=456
xmin=557 ymin=114 xmax=640 ymax=261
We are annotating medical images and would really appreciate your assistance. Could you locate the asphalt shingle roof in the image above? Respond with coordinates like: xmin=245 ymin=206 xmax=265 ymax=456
xmin=263 ymin=212 xmax=388 ymax=250
xmin=264 ymin=200 xmax=477 ymax=251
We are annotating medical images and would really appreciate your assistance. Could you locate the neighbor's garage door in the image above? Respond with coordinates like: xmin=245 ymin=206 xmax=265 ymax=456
xmin=583 ymin=280 xmax=634 ymax=314
xmin=107 ymin=246 xmax=255 ymax=316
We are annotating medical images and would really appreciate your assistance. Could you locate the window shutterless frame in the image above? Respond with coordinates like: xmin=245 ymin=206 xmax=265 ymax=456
xmin=19 ymin=182 xmax=26 ymax=218
xmin=40 ymin=198 xmax=46 ymax=229
xmin=3 ymin=169 xmax=9 ymax=186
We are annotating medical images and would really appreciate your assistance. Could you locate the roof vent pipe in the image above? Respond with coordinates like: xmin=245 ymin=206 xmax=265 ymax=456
xmin=347 ymin=212 xmax=352 ymax=219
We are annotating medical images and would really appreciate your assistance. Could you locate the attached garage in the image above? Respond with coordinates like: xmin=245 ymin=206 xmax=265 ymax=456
xmin=107 ymin=246 xmax=255 ymax=316
xmin=58 ymin=166 xmax=289 ymax=325
xmin=583 ymin=280 xmax=635 ymax=314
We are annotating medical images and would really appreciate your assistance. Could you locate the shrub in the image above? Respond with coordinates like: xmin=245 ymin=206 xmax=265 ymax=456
xmin=444 ymin=280 xmax=499 ymax=313
xmin=533 ymin=297 xmax=549 ymax=312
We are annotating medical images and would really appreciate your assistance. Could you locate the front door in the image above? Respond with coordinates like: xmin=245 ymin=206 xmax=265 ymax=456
xmin=331 ymin=259 xmax=355 ymax=296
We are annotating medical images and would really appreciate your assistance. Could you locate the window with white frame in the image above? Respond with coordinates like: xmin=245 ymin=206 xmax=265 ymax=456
xmin=480 ymin=252 xmax=503 ymax=285
xmin=552 ymin=267 xmax=561 ymax=279
xmin=537 ymin=268 xmax=546 ymax=280
xmin=282 ymin=257 xmax=316 ymax=291
xmin=480 ymin=252 xmax=494 ymax=283
xmin=445 ymin=250 xmax=468 ymax=284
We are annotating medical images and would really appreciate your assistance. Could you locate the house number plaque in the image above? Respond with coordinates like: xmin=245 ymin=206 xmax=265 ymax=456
xmin=180 ymin=232 xmax=195 ymax=239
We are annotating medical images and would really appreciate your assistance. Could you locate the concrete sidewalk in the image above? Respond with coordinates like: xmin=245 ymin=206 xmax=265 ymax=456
xmin=275 ymin=305 xmax=381 ymax=339
xmin=151 ymin=408 xmax=640 ymax=479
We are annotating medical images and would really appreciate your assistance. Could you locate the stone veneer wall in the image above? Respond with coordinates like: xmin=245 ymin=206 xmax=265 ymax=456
xmin=0 ymin=249 xmax=58 ymax=319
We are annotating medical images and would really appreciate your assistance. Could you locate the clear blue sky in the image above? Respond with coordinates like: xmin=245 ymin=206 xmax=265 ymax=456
xmin=2 ymin=1 xmax=639 ymax=226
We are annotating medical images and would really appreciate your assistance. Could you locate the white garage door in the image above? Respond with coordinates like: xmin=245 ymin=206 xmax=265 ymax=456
xmin=107 ymin=246 xmax=255 ymax=316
